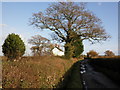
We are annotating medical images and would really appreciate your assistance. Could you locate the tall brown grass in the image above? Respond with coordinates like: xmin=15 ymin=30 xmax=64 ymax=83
xmin=2 ymin=56 xmax=76 ymax=88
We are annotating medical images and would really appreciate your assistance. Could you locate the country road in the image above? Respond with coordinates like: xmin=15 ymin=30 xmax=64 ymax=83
xmin=80 ymin=59 xmax=120 ymax=89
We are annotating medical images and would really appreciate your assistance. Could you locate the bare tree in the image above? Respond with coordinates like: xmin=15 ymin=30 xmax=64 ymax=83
xmin=104 ymin=50 xmax=115 ymax=56
xmin=30 ymin=2 xmax=110 ymax=58
xmin=28 ymin=35 xmax=54 ymax=56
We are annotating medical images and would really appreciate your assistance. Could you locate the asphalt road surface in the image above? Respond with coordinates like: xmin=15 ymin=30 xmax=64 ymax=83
xmin=80 ymin=59 xmax=120 ymax=89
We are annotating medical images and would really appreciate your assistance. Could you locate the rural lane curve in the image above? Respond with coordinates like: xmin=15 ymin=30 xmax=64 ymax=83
xmin=80 ymin=59 xmax=120 ymax=89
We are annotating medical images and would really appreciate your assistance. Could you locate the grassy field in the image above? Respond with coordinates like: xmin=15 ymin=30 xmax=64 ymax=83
xmin=2 ymin=56 xmax=83 ymax=88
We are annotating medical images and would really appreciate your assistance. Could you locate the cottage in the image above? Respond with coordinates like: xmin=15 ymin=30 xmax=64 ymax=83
xmin=52 ymin=46 xmax=64 ymax=56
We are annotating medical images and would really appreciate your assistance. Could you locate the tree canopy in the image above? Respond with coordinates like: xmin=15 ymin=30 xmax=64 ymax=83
xmin=30 ymin=2 xmax=110 ymax=43
xmin=28 ymin=35 xmax=54 ymax=56
xmin=87 ymin=50 xmax=99 ymax=58
xmin=30 ymin=2 xmax=110 ymax=59
xmin=104 ymin=50 xmax=115 ymax=56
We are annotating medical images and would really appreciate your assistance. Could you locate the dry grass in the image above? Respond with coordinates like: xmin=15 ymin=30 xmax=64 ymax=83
xmin=2 ymin=56 xmax=76 ymax=88
xmin=96 ymin=56 xmax=120 ymax=58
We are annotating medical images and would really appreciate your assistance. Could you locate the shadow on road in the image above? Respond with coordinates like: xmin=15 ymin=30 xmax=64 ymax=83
xmin=54 ymin=61 xmax=83 ymax=89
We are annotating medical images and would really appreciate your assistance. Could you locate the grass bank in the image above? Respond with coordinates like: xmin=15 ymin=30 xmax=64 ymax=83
xmin=2 ymin=56 xmax=83 ymax=88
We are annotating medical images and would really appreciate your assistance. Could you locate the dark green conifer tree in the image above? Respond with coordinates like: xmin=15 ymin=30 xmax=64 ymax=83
xmin=2 ymin=33 xmax=26 ymax=60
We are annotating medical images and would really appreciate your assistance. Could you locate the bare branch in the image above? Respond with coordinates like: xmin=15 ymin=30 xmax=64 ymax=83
xmin=30 ymin=2 xmax=110 ymax=44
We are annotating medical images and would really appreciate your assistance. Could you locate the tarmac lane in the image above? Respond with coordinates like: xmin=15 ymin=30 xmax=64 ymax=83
xmin=80 ymin=59 xmax=120 ymax=89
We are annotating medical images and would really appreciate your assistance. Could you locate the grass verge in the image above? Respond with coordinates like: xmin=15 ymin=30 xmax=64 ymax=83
xmin=2 ymin=56 xmax=82 ymax=88
xmin=56 ymin=60 xmax=83 ymax=89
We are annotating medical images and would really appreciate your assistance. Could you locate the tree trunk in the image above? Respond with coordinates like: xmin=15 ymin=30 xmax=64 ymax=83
xmin=64 ymin=41 xmax=74 ymax=59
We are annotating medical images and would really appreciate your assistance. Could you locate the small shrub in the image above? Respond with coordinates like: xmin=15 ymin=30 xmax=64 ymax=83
xmin=87 ymin=50 xmax=99 ymax=58
xmin=104 ymin=50 xmax=115 ymax=56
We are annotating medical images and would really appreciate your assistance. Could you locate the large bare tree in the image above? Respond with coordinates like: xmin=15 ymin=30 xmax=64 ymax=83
xmin=30 ymin=2 xmax=110 ymax=58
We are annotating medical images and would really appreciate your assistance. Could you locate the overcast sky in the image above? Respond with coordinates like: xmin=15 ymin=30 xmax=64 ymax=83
xmin=0 ymin=1 xmax=119 ymax=56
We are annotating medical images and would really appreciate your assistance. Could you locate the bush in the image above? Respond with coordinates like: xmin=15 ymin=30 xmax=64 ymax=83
xmin=104 ymin=50 xmax=115 ymax=56
xmin=87 ymin=50 xmax=99 ymax=58
xmin=2 ymin=33 xmax=25 ymax=60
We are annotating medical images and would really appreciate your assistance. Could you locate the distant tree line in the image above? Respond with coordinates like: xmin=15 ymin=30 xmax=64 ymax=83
xmin=86 ymin=50 xmax=115 ymax=58
xmin=2 ymin=33 xmax=115 ymax=60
